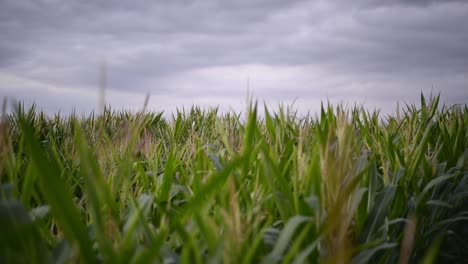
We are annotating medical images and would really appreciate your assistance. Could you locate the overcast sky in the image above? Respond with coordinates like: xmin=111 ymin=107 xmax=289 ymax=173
xmin=1 ymin=0 xmax=467 ymax=116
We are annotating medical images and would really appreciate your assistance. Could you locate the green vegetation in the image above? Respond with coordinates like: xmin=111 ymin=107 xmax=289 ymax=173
xmin=0 ymin=94 xmax=467 ymax=263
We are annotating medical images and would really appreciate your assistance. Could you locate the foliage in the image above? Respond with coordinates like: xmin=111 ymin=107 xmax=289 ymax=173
xmin=0 ymin=94 xmax=467 ymax=263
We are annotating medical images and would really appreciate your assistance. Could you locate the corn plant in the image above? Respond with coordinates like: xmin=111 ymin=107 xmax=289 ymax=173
xmin=0 ymin=94 xmax=467 ymax=263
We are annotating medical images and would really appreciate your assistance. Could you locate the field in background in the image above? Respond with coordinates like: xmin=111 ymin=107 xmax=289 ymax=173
xmin=0 ymin=94 xmax=467 ymax=263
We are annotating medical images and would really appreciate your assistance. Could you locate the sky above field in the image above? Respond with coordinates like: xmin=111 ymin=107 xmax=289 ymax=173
xmin=1 ymin=0 xmax=467 ymax=115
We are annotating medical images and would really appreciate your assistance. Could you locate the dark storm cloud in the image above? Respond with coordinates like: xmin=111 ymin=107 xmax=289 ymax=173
xmin=0 ymin=0 xmax=467 ymax=114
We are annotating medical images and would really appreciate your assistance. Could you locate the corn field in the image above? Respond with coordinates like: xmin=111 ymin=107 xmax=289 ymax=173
xmin=0 ymin=94 xmax=467 ymax=263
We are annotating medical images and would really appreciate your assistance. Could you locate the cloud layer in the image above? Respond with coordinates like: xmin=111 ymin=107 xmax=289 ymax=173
xmin=1 ymin=0 xmax=467 ymax=115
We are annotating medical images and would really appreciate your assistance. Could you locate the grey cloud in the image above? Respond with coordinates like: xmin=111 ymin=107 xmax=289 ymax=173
xmin=0 ymin=42 xmax=26 ymax=67
xmin=1 ymin=0 xmax=307 ymax=89
xmin=0 ymin=0 xmax=467 ymax=113
xmin=264 ymin=2 xmax=468 ymax=71
xmin=341 ymin=0 xmax=467 ymax=9
xmin=1 ymin=0 xmax=302 ymax=35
